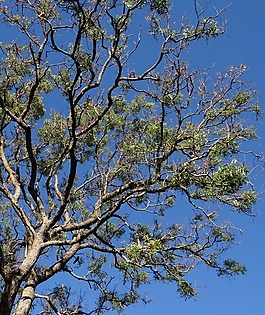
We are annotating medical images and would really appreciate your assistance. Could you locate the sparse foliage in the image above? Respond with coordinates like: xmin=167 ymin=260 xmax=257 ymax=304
xmin=0 ymin=0 xmax=261 ymax=314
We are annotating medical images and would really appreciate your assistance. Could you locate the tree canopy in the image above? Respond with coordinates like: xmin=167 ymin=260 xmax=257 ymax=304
xmin=0 ymin=0 xmax=262 ymax=314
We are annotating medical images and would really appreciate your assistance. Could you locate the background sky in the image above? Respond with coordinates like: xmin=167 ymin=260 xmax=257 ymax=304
xmin=120 ymin=1 xmax=265 ymax=314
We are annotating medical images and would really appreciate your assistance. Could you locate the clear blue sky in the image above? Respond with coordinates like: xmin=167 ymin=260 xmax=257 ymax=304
xmin=119 ymin=1 xmax=265 ymax=314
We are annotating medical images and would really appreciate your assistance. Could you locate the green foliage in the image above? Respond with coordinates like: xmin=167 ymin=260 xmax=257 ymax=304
xmin=150 ymin=0 xmax=170 ymax=15
xmin=183 ymin=18 xmax=221 ymax=40
xmin=218 ymin=259 xmax=247 ymax=277
xmin=177 ymin=279 xmax=197 ymax=299
xmin=212 ymin=164 xmax=248 ymax=194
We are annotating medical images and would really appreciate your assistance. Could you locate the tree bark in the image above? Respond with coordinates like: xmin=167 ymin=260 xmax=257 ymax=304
xmin=12 ymin=274 xmax=37 ymax=315
xmin=0 ymin=238 xmax=42 ymax=315
xmin=0 ymin=276 xmax=22 ymax=315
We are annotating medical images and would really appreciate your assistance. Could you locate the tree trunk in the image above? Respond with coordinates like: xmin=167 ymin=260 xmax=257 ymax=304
xmin=0 ymin=276 xmax=22 ymax=315
xmin=12 ymin=274 xmax=37 ymax=315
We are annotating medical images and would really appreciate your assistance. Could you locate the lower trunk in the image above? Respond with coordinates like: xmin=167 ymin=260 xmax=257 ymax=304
xmin=0 ymin=276 xmax=22 ymax=315
xmin=0 ymin=292 xmax=13 ymax=315
xmin=0 ymin=273 xmax=37 ymax=315
xmin=12 ymin=275 xmax=37 ymax=315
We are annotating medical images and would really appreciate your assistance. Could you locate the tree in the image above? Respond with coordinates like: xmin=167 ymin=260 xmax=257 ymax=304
xmin=0 ymin=0 xmax=261 ymax=314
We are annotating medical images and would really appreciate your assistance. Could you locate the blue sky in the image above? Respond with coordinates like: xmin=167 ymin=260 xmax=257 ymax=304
xmin=120 ymin=1 xmax=265 ymax=314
